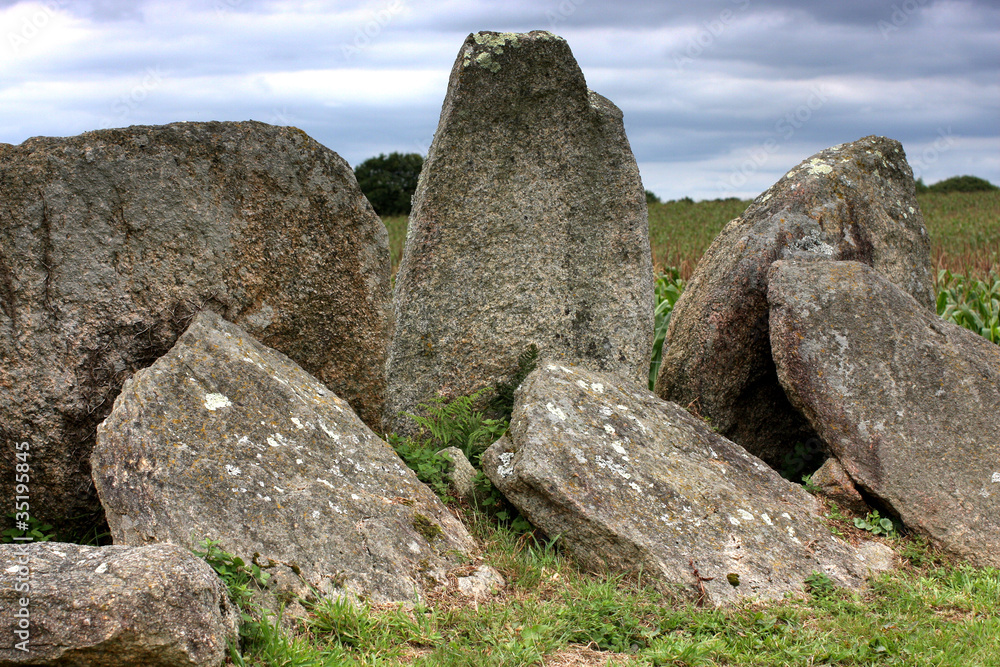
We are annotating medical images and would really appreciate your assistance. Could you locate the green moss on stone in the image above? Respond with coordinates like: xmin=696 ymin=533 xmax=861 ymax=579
xmin=412 ymin=513 xmax=443 ymax=541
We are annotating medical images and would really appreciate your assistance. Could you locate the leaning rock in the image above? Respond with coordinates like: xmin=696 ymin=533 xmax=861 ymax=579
xmin=483 ymin=363 xmax=879 ymax=605
xmin=386 ymin=31 xmax=653 ymax=435
xmin=92 ymin=311 xmax=473 ymax=605
xmin=0 ymin=542 xmax=236 ymax=667
xmin=0 ymin=122 xmax=391 ymax=526
xmin=769 ymin=259 xmax=1000 ymax=566
xmin=438 ymin=447 xmax=480 ymax=504
xmin=654 ymin=136 xmax=933 ymax=467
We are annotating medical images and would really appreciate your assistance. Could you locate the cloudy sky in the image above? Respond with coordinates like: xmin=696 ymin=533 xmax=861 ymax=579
xmin=1 ymin=0 xmax=997 ymax=200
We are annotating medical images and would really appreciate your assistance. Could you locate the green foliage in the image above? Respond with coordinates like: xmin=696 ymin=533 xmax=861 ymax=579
xmin=192 ymin=538 xmax=272 ymax=644
xmin=804 ymin=571 xmax=836 ymax=598
xmin=354 ymin=152 xmax=423 ymax=216
xmin=853 ymin=510 xmax=899 ymax=538
xmin=489 ymin=344 xmax=539 ymax=420
xmin=926 ymin=175 xmax=998 ymax=193
xmin=645 ymin=189 xmax=661 ymax=204
xmin=2 ymin=514 xmax=56 ymax=543
xmin=649 ymin=268 xmax=685 ymax=390
xmin=936 ymin=269 xmax=1000 ymax=344
xmin=778 ymin=440 xmax=826 ymax=483
xmin=405 ymin=389 xmax=508 ymax=467
xmin=387 ymin=433 xmax=454 ymax=502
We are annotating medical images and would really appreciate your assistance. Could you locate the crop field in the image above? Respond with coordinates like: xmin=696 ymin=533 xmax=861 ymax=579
xmin=383 ymin=190 xmax=1000 ymax=281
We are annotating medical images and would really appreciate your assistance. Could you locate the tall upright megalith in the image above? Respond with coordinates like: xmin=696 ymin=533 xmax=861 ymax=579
xmin=0 ymin=121 xmax=392 ymax=525
xmin=386 ymin=31 xmax=654 ymax=434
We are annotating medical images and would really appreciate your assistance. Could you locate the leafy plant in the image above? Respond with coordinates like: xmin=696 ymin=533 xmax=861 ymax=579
xmin=804 ymin=571 xmax=836 ymax=599
xmin=779 ymin=440 xmax=826 ymax=483
xmin=649 ymin=268 xmax=686 ymax=390
xmin=1 ymin=514 xmax=56 ymax=543
xmin=853 ymin=510 xmax=899 ymax=538
xmin=192 ymin=538 xmax=272 ymax=643
xmin=936 ymin=269 xmax=1000 ymax=344
xmin=405 ymin=389 xmax=507 ymax=467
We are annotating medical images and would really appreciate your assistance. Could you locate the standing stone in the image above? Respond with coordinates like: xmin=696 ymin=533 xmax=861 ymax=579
xmin=386 ymin=31 xmax=653 ymax=435
xmin=0 ymin=121 xmax=391 ymax=526
xmin=0 ymin=542 xmax=236 ymax=667
xmin=654 ymin=136 xmax=933 ymax=467
xmin=482 ymin=363 xmax=889 ymax=605
xmin=769 ymin=259 xmax=1000 ymax=566
xmin=92 ymin=311 xmax=473 ymax=606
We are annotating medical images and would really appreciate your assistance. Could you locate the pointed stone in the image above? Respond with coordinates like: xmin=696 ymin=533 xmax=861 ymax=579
xmin=386 ymin=31 xmax=653 ymax=435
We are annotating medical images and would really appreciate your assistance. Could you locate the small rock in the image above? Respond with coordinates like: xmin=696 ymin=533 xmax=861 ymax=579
xmin=438 ymin=447 xmax=480 ymax=503
xmin=0 ymin=542 xmax=236 ymax=667
xmin=810 ymin=458 xmax=870 ymax=515
xmin=455 ymin=565 xmax=505 ymax=599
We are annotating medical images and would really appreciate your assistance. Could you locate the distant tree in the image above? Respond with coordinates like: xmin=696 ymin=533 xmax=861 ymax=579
xmin=645 ymin=190 xmax=661 ymax=205
xmin=914 ymin=177 xmax=929 ymax=194
xmin=354 ymin=152 xmax=424 ymax=216
xmin=926 ymin=175 xmax=998 ymax=194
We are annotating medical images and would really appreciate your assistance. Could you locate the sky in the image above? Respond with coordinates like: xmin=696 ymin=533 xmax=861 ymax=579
xmin=1 ymin=0 xmax=998 ymax=201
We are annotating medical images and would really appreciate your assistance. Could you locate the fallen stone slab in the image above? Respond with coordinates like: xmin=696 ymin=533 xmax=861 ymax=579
xmin=0 ymin=121 xmax=392 ymax=526
xmin=654 ymin=136 xmax=934 ymax=467
xmin=769 ymin=259 xmax=1000 ymax=566
xmin=92 ymin=311 xmax=473 ymax=606
xmin=0 ymin=542 xmax=236 ymax=667
xmin=482 ymin=363 xmax=888 ymax=605
xmin=386 ymin=31 xmax=653 ymax=435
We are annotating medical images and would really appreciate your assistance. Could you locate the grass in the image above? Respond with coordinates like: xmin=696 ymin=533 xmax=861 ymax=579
xmin=228 ymin=512 xmax=1000 ymax=666
xmin=384 ymin=191 xmax=1000 ymax=282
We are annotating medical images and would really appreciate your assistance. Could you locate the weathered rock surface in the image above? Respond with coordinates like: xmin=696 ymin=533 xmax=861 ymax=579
xmin=386 ymin=31 xmax=653 ymax=435
xmin=0 ymin=121 xmax=391 ymax=525
xmin=654 ymin=136 xmax=933 ymax=467
xmin=92 ymin=311 xmax=473 ymax=605
xmin=769 ymin=259 xmax=1000 ymax=566
xmin=483 ymin=363 xmax=884 ymax=605
xmin=0 ymin=542 xmax=236 ymax=667
xmin=810 ymin=457 xmax=869 ymax=515
xmin=438 ymin=447 xmax=480 ymax=504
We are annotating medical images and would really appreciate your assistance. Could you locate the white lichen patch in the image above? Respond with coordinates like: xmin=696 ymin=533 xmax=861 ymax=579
xmin=761 ymin=512 xmax=773 ymax=526
xmin=546 ymin=403 xmax=568 ymax=420
xmin=591 ymin=383 xmax=604 ymax=393
xmin=610 ymin=441 xmax=627 ymax=456
xmin=312 ymin=510 xmax=321 ymax=519
xmin=594 ymin=455 xmax=631 ymax=479
xmin=94 ymin=562 xmax=108 ymax=574
xmin=599 ymin=406 xmax=614 ymax=417
xmin=408 ymin=541 xmax=422 ymax=554
xmin=992 ymin=472 xmax=1000 ymax=484
xmin=616 ymin=405 xmax=629 ymax=411
xmin=737 ymin=509 xmax=755 ymax=522
xmin=224 ymin=464 xmax=241 ymax=476
xmin=570 ymin=447 xmax=588 ymax=464
xmin=629 ymin=482 xmax=641 ymax=492
xmin=204 ymin=393 xmax=231 ymax=411
xmin=317 ymin=478 xmax=335 ymax=490
xmin=729 ymin=516 xmax=740 ymax=526
xmin=603 ymin=424 xmax=616 ymax=435
xmin=806 ymin=158 xmax=833 ymax=176
xmin=291 ymin=417 xmax=305 ymax=429
xmin=497 ymin=452 xmax=515 ymax=478
xmin=577 ymin=380 xmax=590 ymax=390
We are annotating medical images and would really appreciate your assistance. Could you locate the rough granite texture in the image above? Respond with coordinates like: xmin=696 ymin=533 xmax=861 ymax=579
xmin=386 ymin=31 xmax=653 ymax=435
xmin=769 ymin=259 xmax=1000 ymax=566
xmin=0 ymin=542 xmax=237 ymax=667
xmin=482 ymin=362 xmax=889 ymax=605
xmin=654 ymin=136 xmax=933 ymax=467
xmin=0 ymin=121 xmax=392 ymax=525
xmin=810 ymin=457 xmax=869 ymax=515
xmin=92 ymin=311 xmax=473 ymax=606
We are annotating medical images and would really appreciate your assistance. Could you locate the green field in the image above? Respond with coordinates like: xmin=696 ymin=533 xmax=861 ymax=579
xmin=384 ymin=191 xmax=1000 ymax=281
